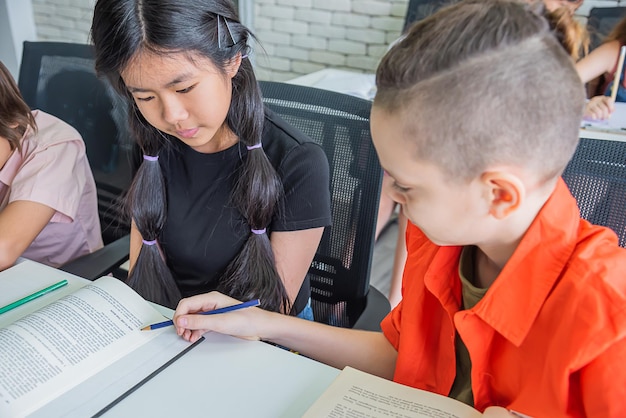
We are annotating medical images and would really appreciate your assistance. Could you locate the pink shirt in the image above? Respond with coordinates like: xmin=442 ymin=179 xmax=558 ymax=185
xmin=0 ymin=111 xmax=103 ymax=267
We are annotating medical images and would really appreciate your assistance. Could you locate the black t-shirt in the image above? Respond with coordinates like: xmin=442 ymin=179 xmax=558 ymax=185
xmin=158 ymin=109 xmax=332 ymax=313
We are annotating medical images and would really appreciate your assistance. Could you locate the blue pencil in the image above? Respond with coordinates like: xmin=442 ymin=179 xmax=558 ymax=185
xmin=141 ymin=299 xmax=261 ymax=331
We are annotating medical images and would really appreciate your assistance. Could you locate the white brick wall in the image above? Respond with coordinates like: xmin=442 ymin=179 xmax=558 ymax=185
xmin=32 ymin=0 xmax=94 ymax=44
xmin=252 ymin=0 xmax=625 ymax=81
xmin=27 ymin=0 xmax=626 ymax=82
xmin=256 ymin=0 xmax=408 ymax=80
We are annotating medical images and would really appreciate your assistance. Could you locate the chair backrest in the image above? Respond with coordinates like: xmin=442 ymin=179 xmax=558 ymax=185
xmin=587 ymin=7 xmax=626 ymax=52
xmin=562 ymin=136 xmax=626 ymax=248
xmin=259 ymin=81 xmax=383 ymax=327
xmin=17 ymin=41 xmax=133 ymax=244
xmin=403 ymin=0 xmax=453 ymax=33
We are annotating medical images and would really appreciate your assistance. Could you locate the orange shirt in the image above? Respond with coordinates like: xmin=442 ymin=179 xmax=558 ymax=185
xmin=381 ymin=179 xmax=626 ymax=417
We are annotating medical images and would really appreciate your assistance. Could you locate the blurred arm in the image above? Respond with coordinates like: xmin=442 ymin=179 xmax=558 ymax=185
xmin=0 ymin=201 xmax=55 ymax=270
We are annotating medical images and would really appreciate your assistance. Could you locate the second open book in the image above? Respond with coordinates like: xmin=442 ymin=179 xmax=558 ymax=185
xmin=304 ymin=366 xmax=525 ymax=418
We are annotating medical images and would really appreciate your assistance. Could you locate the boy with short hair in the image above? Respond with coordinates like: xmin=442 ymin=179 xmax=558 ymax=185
xmin=173 ymin=0 xmax=626 ymax=415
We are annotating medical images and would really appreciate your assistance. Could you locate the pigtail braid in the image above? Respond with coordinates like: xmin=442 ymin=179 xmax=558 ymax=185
xmin=217 ymin=37 xmax=291 ymax=314
xmin=125 ymin=108 xmax=181 ymax=308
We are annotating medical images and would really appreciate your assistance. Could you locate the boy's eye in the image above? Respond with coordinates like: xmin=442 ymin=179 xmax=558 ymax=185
xmin=392 ymin=182 xmax=411 ymax=193
xmin=176 ymin=84 xmax=196 ymax=94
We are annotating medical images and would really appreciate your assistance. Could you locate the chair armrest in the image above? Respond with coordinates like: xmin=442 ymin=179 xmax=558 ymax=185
xmin=59 ymin=235 xmax=130 ymax=280
xmin=353 ymin=286 xmax=391 ymax=332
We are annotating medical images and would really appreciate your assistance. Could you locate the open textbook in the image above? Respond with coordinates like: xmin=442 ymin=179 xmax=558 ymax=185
xmin=0 ymin=261 xmax=200 ymax=418
xmin=304 ymin=367 xmax=525 ymax=418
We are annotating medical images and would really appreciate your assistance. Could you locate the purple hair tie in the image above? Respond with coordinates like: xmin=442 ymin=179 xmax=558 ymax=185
xmin=246 ymin=143 xmax=262 ymax=151
xmin=142 ymin=239 xmax=158 ymax=246
xmin=251 ymin=228 xmax=266 ymax=235
xmin=242 ymin=54 xmax=249 ymax=59
xmin=143 ymin=155 xmax=159 ymax=162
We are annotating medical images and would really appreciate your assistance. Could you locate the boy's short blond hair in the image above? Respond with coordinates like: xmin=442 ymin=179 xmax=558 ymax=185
xmin=374 ymin=0 xmax=584 ymax=183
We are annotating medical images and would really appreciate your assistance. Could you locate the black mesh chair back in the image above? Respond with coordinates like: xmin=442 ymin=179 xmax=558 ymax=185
xmin=562 ymin=136 xmax=626 ymax=248
xmin=259 ymin=81 xmax=389 ymax=329
xmin=587 ymin=7 xmax=626 ymax=52
xmin=403 ymin=0 xmax=455 ymax=33
xmin=18 ymin=41 xmax=133 ymax=245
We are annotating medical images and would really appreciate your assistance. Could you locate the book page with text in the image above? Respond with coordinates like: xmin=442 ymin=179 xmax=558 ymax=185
xmin=0 ymin=276 xmax=168 ymax=417
xmin=303 ymin=367 xmax=482 ymax=418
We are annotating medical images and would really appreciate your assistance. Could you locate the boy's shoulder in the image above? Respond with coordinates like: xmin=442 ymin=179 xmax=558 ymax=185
xmin=564 ymin=221 xmax=626 ymax=304
xmin=537 ymin=220 xmax=626 ymax=366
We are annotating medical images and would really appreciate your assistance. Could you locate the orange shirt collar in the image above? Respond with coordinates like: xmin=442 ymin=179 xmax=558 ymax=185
xmin=424 ymin=179 xmax=579 ymax=346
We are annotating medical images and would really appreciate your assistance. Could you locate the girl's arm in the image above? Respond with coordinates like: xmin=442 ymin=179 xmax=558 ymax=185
xmin=576 ymin=40 xmax=621 ymax=84
xmin=0 ymin=201 xmax=55 ymax=270
xmin=174 ymin=291 xmax=398 ymax=379
xmin=271 ymin=227 xmax=324 ymax=304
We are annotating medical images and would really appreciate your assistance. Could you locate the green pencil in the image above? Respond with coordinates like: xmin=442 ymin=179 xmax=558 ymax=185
xmin=0 ymin=279 xmax=68 ymax=315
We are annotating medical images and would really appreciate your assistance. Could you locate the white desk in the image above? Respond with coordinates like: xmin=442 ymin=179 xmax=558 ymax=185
xmin=0 ymin=260 xmax=339 ymax=418
xmin=579 ymin=127 xmax=626 ymax=142
xmin=101 ymin=332 xmax=338 ymax=418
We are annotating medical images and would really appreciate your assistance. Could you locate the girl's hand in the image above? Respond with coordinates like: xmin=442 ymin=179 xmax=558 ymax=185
xmin=173 ymin=291 xmax=269 ymax=343
xmin=584 ymin=95 xmax=615 ymax=121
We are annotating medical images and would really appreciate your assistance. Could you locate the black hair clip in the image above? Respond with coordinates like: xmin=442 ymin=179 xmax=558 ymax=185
xmin=217 ymin=14 xmax=237 ymax=49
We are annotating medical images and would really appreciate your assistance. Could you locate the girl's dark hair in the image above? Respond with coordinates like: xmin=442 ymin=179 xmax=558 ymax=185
xmin=91 ymin=0 xmax=290 ymax=312
xmin=0 ymin=60 xmax=37 ymax=151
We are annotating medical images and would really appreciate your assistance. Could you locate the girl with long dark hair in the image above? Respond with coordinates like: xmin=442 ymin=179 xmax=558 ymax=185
xmin=90 ymin=0 xmax=331 ymax=316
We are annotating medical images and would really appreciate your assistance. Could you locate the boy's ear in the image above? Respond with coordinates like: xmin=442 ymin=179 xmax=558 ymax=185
xmin=480 ymin=171 xmax=525 ymax=219
xmin=225 ymin=53 xmax=243 ymax=79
